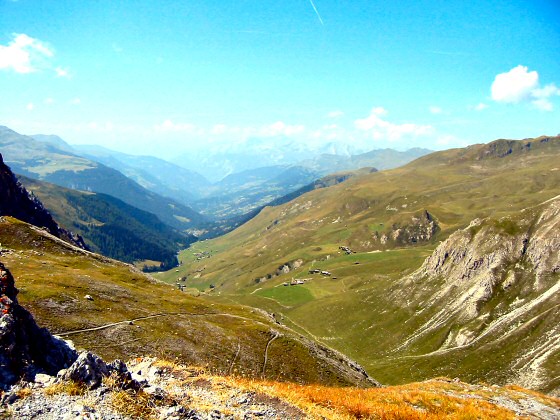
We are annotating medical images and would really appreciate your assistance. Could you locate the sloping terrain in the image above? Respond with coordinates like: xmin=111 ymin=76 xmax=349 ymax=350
xmin=19 ymin=176 xmax=194 ymax=269
xmin=157 ymin=135 xmax=560 ymax=393
xmin=4 ymin=358 xmax=559 ymax=419
xmin=0 ymin=126 xmax=205 ymax=231
xmin=0 ymin=216 xmax=376 ymax=388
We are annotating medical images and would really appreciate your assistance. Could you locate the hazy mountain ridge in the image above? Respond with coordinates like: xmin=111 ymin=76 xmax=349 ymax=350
xmin=27 ymin=128 xmax=432 ymax=222
xmin=72 ymin=143 xmax=211 ymax=203
xmin=0 ymin=126 xmax=206 ymax=232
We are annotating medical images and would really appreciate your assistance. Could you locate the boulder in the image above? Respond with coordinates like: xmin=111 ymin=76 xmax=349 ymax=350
xmin=62 ymin=351 xmax=109 ymax=389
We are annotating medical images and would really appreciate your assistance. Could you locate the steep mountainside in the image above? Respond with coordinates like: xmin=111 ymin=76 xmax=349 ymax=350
xmin=20 ymin=176 xmax=194 ymax=269
xmin=0 ymin=153 xmax=85 ymax=249
xmin=385 ymin=197 xmax=560 ymax=393
xmin=158 ymin=135 xmax=560 ymax=393
xmin=0 ymin=126 xmax=205 ymax=231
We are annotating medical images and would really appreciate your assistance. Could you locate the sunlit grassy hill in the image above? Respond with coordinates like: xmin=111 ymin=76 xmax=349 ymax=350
xmin=0 ymin=216 xmax=376 ymax=388
xmin=157 ymin=135 xmax=560 ymax=393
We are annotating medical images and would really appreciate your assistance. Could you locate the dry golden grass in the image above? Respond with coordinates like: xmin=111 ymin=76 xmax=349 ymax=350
xmin=110 ymin=390 xmax=159 ymax=419
xmin=226 ymin=378 xmax=521 ymax=419
xmin=44 ymin=381 xmax=87 ymax=397
xmin=14 ymin=387 xmax=32 ymax=400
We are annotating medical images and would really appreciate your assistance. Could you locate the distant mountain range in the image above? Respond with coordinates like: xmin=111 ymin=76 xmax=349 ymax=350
xmin=0 ymin=126 xmax=205 ymax=232
xmin=23 ymin=126 xmax=431 ymax=222
xmin=191 ymin=148 xmax=430 ymax=218
xmin=171 ymin=136 xmax=429 ymax=182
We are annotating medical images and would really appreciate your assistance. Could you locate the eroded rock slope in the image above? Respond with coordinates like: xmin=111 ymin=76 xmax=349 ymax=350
xmin=394 ymin=196 xmax=560 ymax=393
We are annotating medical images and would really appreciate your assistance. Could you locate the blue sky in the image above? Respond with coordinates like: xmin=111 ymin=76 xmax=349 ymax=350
xmin=0 ymin=0 xmax=559 ymax=158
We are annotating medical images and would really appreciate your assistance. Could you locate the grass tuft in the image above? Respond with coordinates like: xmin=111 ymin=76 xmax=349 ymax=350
xmin=44 ymin=381 xmax=87 ymax=397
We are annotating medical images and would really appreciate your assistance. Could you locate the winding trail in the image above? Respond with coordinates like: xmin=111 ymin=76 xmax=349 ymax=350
xmin=262 ymin=331 xmax=280 ymax=379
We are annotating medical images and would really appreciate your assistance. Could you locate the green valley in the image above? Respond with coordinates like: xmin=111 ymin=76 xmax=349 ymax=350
xmin=156 ymin=135 xmax=560 ymax=394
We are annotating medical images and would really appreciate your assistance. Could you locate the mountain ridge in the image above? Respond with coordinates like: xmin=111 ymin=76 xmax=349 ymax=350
xmin=0 ymin=126 xmax=206 ymax=232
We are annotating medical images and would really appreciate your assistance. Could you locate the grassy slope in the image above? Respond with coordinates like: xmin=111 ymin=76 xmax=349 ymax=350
xmin=155 ymin=136 xmax=560 ymax=392
xmin=0 ymin=216 xmax=376 ymax=388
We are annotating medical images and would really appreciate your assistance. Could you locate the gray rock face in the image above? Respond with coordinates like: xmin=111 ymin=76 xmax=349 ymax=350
xmin=62 ymin=352 xmax=109 ymax=389
xmin=395 ymin=197 xmax=560 ymax=392
xmin=0 ymin=262 xmax=78 ymax=390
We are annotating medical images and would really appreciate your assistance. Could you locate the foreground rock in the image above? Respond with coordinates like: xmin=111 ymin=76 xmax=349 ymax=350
xmin=3 ymin=357 xmax=560 ymax=419
xmin=0 ymin=262 xmax=78 ymax=390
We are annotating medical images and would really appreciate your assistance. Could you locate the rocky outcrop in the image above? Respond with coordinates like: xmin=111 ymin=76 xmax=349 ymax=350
xmin=254 ymin=259 xmax=304 ymax=283
xmin=0 ymin=153 xmax=87 ymax=249
xmin=395 ymin=197 xmax=560 ymax=392
xmin=0 ymin=262 xmax=78 ymax=390
xmin=372 ymin=210 xmax=439 ymax=247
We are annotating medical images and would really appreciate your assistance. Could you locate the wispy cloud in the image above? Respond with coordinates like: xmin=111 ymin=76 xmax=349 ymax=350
xmin=327 ymin=110 xmax=344 ymax=119
xmin=0 ymin=33 xmax=53 ymax=73
xmin=55 ymin=66 xmax=70 ymax=78
xmin=473 ymin=103 xmax=488 ymax=111
xmin=154 ymin=119 xmax=198 ymax=133
xmin=429 ymin=106 xmax=443 ymax=115
xmin=355 ymin=107 xmax=432 ymax=141
xmin=308 ymin=0 xmax=324 ymax=25
xmin=0 ymin=33 xmax=69 ymax=77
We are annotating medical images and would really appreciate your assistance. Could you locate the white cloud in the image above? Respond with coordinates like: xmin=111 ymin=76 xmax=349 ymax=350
xmin=327 ymin=110 xmax=344 ymax=119
xmin=429 ymin=106 xmax=443 ymax=115
xmin=354 ymin=108 xmax=432 ymax=141
xmin=531 ymin=84 xmax=560 ymax=111
xmin=70 ymin=98 xmax=81 ymax=105
xmin=211 ymin=124 xmax=228 ymax=135
xmin=259 ymin=121 xmax=305 ymax=137
xmin=43 ymin=98 xmax=55 ymax=105
xmin=490 ymin=65 xmax=560 ymax=111
xmin=154 ymin=119 xmax=197 ymax=133
xmin=0 ymin=33 xmax=54 ymax=73
xmin=55 ymin=66 xmax=70 ymax=78
xmin=474 ymin=102 xmax=488 ymax=111
xmin=491 ymin=65 xmax=539 ymax=103
xmin=26 ymin=102 xmax=34 ymax=111
xmin=371 ymin=106 xmax=388 ymax=116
